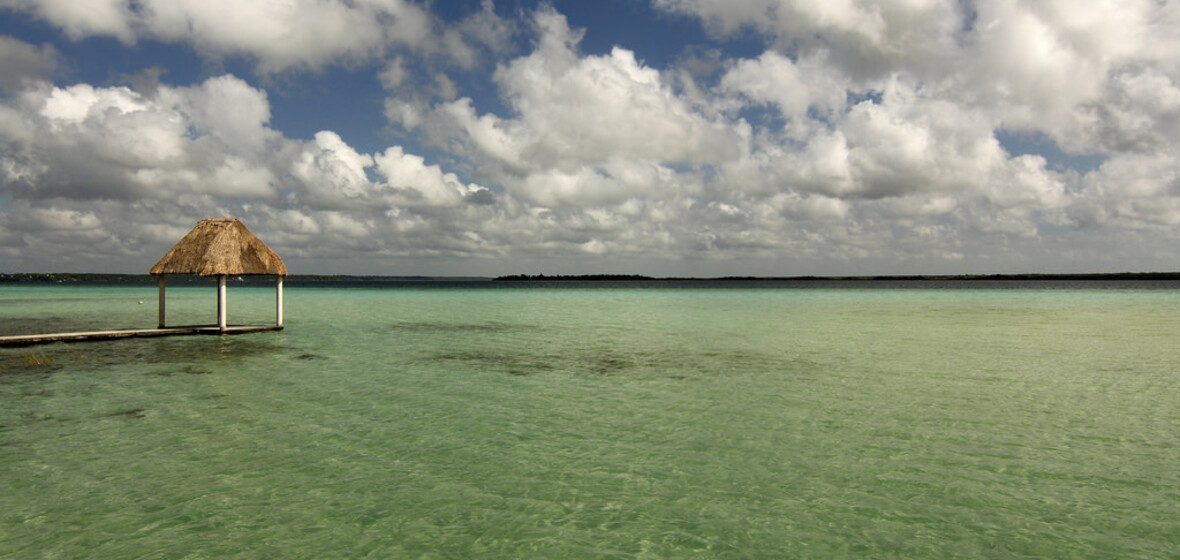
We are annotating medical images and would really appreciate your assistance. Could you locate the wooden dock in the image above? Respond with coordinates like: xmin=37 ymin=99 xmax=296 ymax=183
xmin=0 ymin=325 xmax=283 ymax=347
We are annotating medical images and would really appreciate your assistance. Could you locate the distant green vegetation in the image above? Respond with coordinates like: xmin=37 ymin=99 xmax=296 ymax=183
xmin=5 ymin=271 xmax=1180 ymax=285
xmin=0 ymin=273 xmax=490 ymax=286
xmin=494 ymin=274 xmax=655 ymax=281
xmin=494 ymin=272 xmax=1180 ymax=281
xmin=0 ymin=273 xmax=156 ymax=284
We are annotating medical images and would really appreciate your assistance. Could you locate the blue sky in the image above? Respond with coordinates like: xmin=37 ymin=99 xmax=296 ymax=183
xmin=1 ymin=0 xmax=1179 ymax=276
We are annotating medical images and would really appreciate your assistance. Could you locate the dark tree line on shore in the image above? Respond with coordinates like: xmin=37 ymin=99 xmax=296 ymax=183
xmin=6 ymin=271 xmax=1180 ymax=285
xmin=493 ymin=272 xmax=1180 ymax=282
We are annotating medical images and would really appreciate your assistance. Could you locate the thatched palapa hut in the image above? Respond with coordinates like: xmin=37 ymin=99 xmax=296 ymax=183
xmin=151 ymin=218 xmax=287 ymax=332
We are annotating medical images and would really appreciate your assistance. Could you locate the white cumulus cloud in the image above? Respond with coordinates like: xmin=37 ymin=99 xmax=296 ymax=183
xmin=3 ymin=2 xmax=1180 ymax=274
xmin=0 ymin=0 xmax=513 ymax=73
xmin=424 ymin=7 xmax=742 ymax=208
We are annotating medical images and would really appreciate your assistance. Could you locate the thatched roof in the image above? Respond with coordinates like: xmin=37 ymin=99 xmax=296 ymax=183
xmin=150 ymin=218 xmax=287 ymax=276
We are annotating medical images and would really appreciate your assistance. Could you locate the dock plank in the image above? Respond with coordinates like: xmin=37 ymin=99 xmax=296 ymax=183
xmin=0 ymin=325 xmax=283 ymax=347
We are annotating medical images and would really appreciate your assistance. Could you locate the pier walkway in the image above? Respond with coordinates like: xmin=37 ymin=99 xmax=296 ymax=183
xmin=0 ymin=325 xmax=283 ymax=347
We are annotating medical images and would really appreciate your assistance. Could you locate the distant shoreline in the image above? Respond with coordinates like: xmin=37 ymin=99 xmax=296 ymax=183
xmin=5 ymin=271 xmax=1180 ymax=284
xmin=0 ymin=273 xmax=490 ymax=286
xmin=493 ymin=272 xmax=1180 ymax=281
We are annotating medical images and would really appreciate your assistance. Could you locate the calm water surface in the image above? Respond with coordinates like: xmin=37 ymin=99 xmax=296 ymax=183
xmin=2 ymin=283 xmax=1178 ymax=558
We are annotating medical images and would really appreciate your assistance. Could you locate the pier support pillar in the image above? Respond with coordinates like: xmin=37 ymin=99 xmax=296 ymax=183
xmin=276 ymin=276 xmax=284 ymax=327
xmin=158 ymin=275 xmax=166 ymax=328
xmin=217 ymin=275 xmax=227 ymax=332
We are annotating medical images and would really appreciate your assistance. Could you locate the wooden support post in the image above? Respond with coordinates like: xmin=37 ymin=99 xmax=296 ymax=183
xmin=276 ymin=276 xmax=284 ymax=327
xmin=158 ymin=275 xmax=166 ymax=328
xmin=217 ymin=275 xmax=227 ymax=332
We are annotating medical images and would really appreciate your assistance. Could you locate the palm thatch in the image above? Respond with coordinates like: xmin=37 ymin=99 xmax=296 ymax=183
xmin=150 ymin=218 xmax=287 ymax=276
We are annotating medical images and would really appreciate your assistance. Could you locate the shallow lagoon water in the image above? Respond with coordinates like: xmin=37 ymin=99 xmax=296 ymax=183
xmin=2 ymin=283 xmax=1179 ymax=558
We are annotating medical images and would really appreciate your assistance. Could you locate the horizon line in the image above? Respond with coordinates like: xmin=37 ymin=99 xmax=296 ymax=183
xmin=5 ymin=271 xmax=1180 ymax=282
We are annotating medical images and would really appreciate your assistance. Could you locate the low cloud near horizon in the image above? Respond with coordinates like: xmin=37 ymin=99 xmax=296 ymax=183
xmin=2 ymin=0 xmax=1179 ymax=276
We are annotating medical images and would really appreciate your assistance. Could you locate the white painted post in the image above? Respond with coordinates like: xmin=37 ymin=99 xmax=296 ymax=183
xmin=217 ymin=275 xmax=227 ymax=331
xmin=276 ymin=276 xmax=284 ymax=327
xmin=158 ymin=275 xmax=166 ymax=328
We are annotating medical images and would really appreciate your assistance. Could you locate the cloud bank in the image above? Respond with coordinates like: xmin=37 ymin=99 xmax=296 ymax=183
xmin=2 ymin=0 xmax=1180 ymax=275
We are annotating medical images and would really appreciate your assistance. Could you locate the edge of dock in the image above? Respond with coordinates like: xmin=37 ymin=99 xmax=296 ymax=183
xmin=0 ymin=325 xmax=283 ymax=347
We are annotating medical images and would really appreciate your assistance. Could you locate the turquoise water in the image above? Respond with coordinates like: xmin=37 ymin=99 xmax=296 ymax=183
xmin=2 ymin=284 xmax=1179 ymax=558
